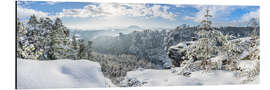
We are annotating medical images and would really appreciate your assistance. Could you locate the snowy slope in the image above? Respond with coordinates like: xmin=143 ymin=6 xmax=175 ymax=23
xmin=17 ymin=59 xmax=115 ymax=89
xmin=121 ymin=68 xmax=258 ymax=87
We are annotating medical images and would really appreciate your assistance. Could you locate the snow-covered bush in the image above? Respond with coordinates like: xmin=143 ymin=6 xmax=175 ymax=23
xmin=237 ymin=38 xmax=260 ymax=83
xmin=124 ymin=78 xmax=147 ymax=87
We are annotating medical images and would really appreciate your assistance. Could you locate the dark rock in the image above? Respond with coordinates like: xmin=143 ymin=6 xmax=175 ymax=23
xmin=183 ymin=72 xmax=191 ymax=77
xmin=168 ymin=42 xmax=192 ymax=67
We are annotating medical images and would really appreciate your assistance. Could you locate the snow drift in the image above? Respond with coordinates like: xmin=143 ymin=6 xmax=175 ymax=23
xmin=17 ymin=59 xmax=115 ymax=89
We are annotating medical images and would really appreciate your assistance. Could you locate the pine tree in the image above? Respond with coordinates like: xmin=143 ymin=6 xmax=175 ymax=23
xmin=16 ymin=15 xmax=46 ymax=59
xmin=27 ymin=15 xmax=39 ymax=29
xmin=248 ymin=18 xmax=259 ymax=40
xmin=17 ymin=15 xmax=74 ymax=60
xmin=87 ymin=40 xmax=93 ymax=59
xmin=16 ymin=19 xmax=26 ymax=58
xmin=48 ymin=18 xmax=70 ymax=60
xmin=71 ymin=34 xmax=78 ymax=60
xmin=219 ymin=33 xmax=241 ymax=70
xmin=78 ymin=39 xmax=86 ymax=59
xmin=38 ymin=17 xmax=53 ymax=59
xmin=199 ymin=8 xmax=212 ymax=31
xmin=179 ymin=7 xmax=224 ymax=73
xmin=196 ymin=7 xmax=214 ymax=70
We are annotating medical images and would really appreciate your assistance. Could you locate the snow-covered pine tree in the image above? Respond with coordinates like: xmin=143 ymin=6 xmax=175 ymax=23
xmin=38 ymin=17 xmax=54 ymax=60
xmin=240 ymin=17 xmax=260 ymax=83
xmin=219 ymin=33 xmax=241 ymax=70
xmin=20 ymin=15 xmax=44 ymax=59
xmin=87 ymin=40 xmax=93 ymax=59
xmin=249 ymin=17 xmax=259 ymax=61
xmin=71 ymin=34 xmax=79 ymax=60
xmin=17 ymin=15 xmax=75 ymax=60
xmin=179 ymin=7 xmax=233 ymax=73
xmin=78 ymin=39 xmax=86 ymax=59
xmin=193 ymin=7 xmax=215 ymax=71
xmin=16 ymin=18 xmax=27 ymax=58
xmin=27 ymin=15 xmax=39 ymax=30
xmin=248 ymin=18 xmax=259 ymax=40
xmin=48 ymin=18 xmax=70 ymax=60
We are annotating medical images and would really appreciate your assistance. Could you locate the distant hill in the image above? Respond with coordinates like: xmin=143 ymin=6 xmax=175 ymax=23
xmin=69 ymin=25 xmax=145 ymax=41
xmin=127 ymin=25 xmax=143 ymax=30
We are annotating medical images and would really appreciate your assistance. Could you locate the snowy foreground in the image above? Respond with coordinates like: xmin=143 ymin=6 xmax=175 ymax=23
xmin=17 ymin=59 xmax=115 ymax=89
xmin=121 ymin=68 xmax=259 ymax=87
xmin=17 ymin=59 xmax=259 ymax=89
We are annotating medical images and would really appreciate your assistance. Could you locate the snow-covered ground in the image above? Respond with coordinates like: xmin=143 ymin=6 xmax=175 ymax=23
xmin=17 ymin=58 xmax=259 ymax=89
xmin=17 ymin=59 xmax=115 ymax=89
xmin=121 ymin=68 xmax=259 ymax=87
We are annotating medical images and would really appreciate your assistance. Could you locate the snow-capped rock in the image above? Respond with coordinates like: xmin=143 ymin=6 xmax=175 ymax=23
xmin=168 ymin=41 xmax=193 ymax=67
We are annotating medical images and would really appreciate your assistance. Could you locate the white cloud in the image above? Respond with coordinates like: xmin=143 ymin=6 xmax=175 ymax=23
xmin=182 ymin=5 xmax=260 ymax=27
xmin=214 ymin=9 xmax=259 ymax=27
xmin=63 ymin=16 xmax=175 ymax=30
xmin=17 ymin=3 xmax=177 ymax=30
xmin=180 ymin=5 xmax=260 ymax=27
xmin=17 ymin=6 xmax=49 ymax=18
xmin=241 ymin=9 xmax=259 ymax=22
xmin=175 ymin=4 xmax=184 ymax=8
xmin=224 ymin=9 xmax=260 ymax=27
xmin=183 ymin=6 xmax=236 ymax=23
xmin=43 ymin=1 xmax=61 ymax=5
xmin=183 ymin=16 xmax=195 ymax=21
xmin=56 ymin=3 xmax=176 ymax=20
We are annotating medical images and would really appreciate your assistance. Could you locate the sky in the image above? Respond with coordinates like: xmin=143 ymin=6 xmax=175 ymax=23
xmin=17 ymin=1 xmax=259 ymax=30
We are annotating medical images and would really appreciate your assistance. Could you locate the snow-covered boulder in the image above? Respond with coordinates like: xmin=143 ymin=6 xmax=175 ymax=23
xmin=17 ymin=59 xmax=115 ymax=89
